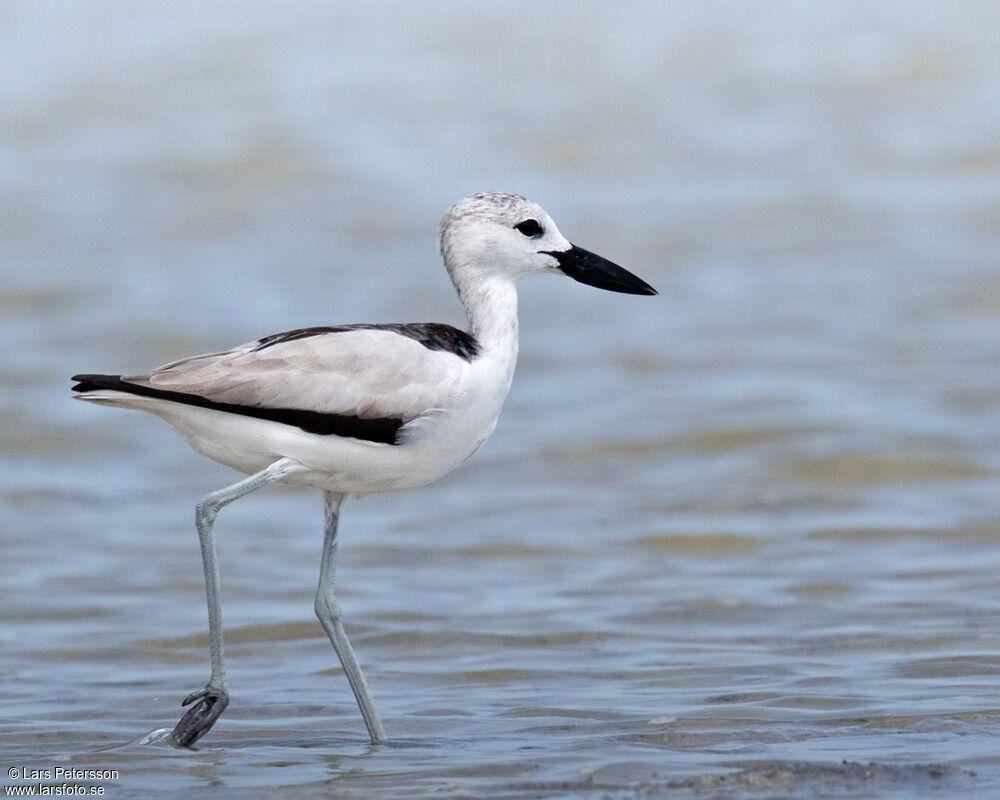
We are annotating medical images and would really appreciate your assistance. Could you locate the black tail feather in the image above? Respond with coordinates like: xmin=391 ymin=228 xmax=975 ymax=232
xmin=71 ymin=374 xmax=126 ymax=393
xmin=69 ymin=372 xmax=404 ymax=444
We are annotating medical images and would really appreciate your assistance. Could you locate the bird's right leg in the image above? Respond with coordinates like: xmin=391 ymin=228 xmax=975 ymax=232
xmin=170 ymin=458 xmax=302 ymax=747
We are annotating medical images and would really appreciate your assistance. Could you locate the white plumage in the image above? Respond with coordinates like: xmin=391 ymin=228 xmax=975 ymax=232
xmin=80 ymin=327 xmax=488 ymax=493
xmin=71 ymin=192 xmax=656 ymax=747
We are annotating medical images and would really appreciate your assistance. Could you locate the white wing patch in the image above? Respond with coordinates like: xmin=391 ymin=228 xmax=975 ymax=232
xmin=124 ymin=328 xmax=471 ymax=423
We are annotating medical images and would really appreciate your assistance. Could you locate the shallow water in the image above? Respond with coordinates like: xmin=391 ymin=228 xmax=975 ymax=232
xmin=3 ymin=2 xmax=1000 ymax=797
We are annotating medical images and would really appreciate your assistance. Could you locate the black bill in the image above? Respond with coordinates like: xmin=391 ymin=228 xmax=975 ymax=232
xmin=544 ymin=244 xmax=657 ymax=295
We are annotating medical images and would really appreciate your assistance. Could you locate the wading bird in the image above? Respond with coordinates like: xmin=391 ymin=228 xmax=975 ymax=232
xmin=71 ymin=192 xmax=656 ymax=746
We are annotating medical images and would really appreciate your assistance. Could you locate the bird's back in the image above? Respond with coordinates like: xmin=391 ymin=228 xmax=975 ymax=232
xmin=72 ymin=322 xmax=514 ymax=493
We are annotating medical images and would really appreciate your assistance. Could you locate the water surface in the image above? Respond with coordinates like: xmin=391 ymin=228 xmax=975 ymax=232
xmin=3 ymin=2 xmax=1000 ymax=797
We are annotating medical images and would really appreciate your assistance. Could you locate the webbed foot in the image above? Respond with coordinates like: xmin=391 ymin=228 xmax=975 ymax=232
xmin=169 ymin=686 xmax=229 ymax=747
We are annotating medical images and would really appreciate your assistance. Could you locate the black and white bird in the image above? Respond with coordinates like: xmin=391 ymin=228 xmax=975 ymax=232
xmin=71 ymin=192 xmax=656 ymax=747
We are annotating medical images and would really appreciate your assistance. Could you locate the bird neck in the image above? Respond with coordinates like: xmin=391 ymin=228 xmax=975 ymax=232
xmin=458 ymin=273 xmax=519 ymax=362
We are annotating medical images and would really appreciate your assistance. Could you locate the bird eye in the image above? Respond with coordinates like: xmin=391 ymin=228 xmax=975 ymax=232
xmin=514 ymin=219 xmax=543 ymax=238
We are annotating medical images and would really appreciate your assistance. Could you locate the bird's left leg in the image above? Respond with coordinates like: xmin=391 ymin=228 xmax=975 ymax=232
xmin=314 ymin=491 xmax=387 ymax=744
xmin=170 ymin=457 xmax=302 ymax=747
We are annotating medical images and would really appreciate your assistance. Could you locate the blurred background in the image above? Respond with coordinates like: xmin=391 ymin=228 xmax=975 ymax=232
xmin=3 ymin=2 xmax=1000 ymax=797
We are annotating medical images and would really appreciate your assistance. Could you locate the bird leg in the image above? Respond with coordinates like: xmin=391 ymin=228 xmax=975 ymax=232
xmin=315 ymin=491 xmax=387 ymax=744
xmin=170 ymin=458 xmax=301 ymax=747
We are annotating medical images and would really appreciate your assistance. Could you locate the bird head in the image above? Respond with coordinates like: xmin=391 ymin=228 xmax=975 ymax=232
xmin=440 ymin=193 xmax=656 ymax=296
